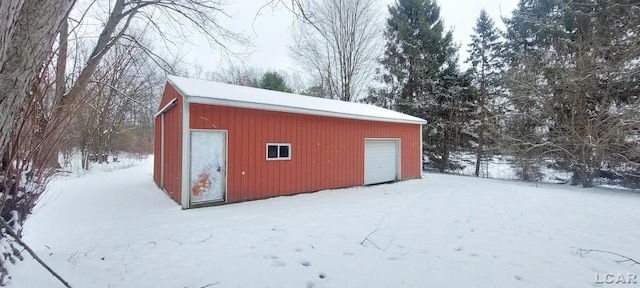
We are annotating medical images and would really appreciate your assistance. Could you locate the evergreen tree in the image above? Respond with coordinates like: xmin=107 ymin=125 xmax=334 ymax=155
xmin=259 ymin=71 xmax=292 ymax=93
xmin=466 ymin=9 xmax=504 ymax=177
xmin=500 ymin=0 xmax=554 ymax=182
xmin=503 ymin=0 xmax=640 ymax=187
xmin=372 ymin=0 xmax=473 ymax=172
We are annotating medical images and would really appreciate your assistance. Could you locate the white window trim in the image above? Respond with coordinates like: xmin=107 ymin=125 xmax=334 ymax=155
xmin=266 ymin=143 xmax=291 ymax=160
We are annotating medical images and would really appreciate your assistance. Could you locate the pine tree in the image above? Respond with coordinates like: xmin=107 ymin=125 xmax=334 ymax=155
xmin=372 ymin=0 xmax=472 ymax=172
xmin=503 ymin=0 xmax=640 ymax=187
xmin=259 ymin=71 xmax=292 ymax=93
xmin=466 ymin=9 xmax=504 ymax=177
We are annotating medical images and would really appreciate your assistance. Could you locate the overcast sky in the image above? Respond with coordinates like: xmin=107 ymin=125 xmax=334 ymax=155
xmin=184 ymin=0 xmax=520 ymax=74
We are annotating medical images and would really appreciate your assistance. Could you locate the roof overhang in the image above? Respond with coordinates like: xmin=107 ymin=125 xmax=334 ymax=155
xmin=165 ymin=76 xmax=427 ymax=125
xmin=185 ymin=96 xmax=427 ymax=125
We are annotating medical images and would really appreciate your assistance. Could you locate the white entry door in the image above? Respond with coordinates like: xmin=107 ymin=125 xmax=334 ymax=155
xmin=190 ymin=130 xmax=226 ymax=204
xmin=364 ymin=139 xmax=399 ymax=185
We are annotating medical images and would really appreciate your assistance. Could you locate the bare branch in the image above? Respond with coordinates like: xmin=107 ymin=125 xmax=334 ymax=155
xmin=572 ymin=247 xmax=640 ymax=266
xmin=360 ymin=212 xmax=394 ymax=251
xmin=0 ymin=217 xmax=72 ymax=287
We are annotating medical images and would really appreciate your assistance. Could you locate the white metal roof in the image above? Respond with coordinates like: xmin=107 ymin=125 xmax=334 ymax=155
xmin=167 ymin=75 xmax=426 ymax=125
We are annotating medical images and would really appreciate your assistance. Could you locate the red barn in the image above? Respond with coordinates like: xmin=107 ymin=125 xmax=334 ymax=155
xmin=153 ymin=76 xmax=426 ymax=209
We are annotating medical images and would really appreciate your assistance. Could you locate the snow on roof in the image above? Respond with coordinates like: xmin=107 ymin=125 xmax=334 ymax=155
xmin=167 ymin=75 xmax=426 ymax=125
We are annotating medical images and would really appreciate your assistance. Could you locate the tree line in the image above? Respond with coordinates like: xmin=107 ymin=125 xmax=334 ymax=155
xmin=289 ymin=0 xmax=640 ymax=189
xmin=0 ymin=0 xmax=638 ymax=284
xmin=377 ymin=0 xmax=639 ymax=189
xmin=234 ymin=0 xmax=640 ymax=190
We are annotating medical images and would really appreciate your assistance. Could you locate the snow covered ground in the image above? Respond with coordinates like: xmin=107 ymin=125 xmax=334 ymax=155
xmin=448 ymin=153 xmax=574 ymax=183
xmin=11 ymin=156 xmax=640 ymax=287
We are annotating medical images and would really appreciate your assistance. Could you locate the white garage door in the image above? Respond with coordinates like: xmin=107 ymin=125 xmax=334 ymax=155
xmin=364 ymin=139 xmax=399 ymax=185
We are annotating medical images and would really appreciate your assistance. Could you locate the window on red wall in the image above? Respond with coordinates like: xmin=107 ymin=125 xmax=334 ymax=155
xmin=266 ymin=143 xmax=291 ymax=160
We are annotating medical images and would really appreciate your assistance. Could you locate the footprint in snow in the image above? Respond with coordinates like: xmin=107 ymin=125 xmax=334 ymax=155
xmin=318 ymin=272 xmax=327 ymax=279
xmin=454 ymin=246 xmax=464 ymax=252
xmin=514 ymin=275 xmax=524 ymax=281
xmin=301 ymin=260 xmax=311 ymax=267
xmin=272 ymin=260 xmax=286 ymax=267
xmin=306 ymin=281 xmax=315 ymax=288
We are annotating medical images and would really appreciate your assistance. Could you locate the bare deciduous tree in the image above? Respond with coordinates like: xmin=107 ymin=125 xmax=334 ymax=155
xmin=0 ymin=0 xmax=245 ymax=283
xmin=0 ymin=0 xmax=75 ymax=284
xmin=75 ymin=41 xmax=161 ymax=169
xmin=52 ymin=0 xmax=248 ymax=128
xmin=289 ymin=0 xmax=382 ymax=101
xmin=211 ymin=65 xmax=262 ymax=87
xmin=33 ymin=0 xmax=250 ymax=170
xmin=0 ymin=51 xmax=80 ymax=286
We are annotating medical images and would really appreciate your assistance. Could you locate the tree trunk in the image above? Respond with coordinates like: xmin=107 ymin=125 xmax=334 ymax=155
xmin=583 ymin=176 xmax=594 ymax=188
xmin=50 ymin=0 xmax=127 ymax=126
xmin=580 ymin=168 xmax=595 ymax=188
xmin=54 ymin=18 xmax=68 ymax=107
xmin=0 ymin=2 xmax=74 ymax=279
xmin=439 ymin=149 xmax=449 ymax=173
xmin=475 ymin=121 xmax=485 ymax=177
xmin=0 ymin=0 xmax=24 ymax=66
xmin=475 ymin=68 xmax=487 ymax=177
xmin=0 ymin=0 xmax=74 ymax=159
xmin=572 ymin=166 xmax=595 ymax=188
xmin=33 ymin=18 xmax=69 ymax=170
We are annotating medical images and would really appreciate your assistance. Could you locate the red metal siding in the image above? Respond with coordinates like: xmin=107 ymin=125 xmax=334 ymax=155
xmin=153 ymin=83 xmax=183 ymax=204
xmin=189 ymin=104 xmax=421 ymax=203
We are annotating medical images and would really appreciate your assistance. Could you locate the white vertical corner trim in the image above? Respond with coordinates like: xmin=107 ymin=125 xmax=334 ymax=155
xmin=419 ymin=124 xmax=423 ymax=178
xmin=160 ymin=114 xmax=165 ymax=188
xmin=397 ymin=139 xmax=402 ymax=179
xmin=181 ymin=100 xmax=190 ymax=209
xmin=223 ymin=130 xmax=229 ymax=203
